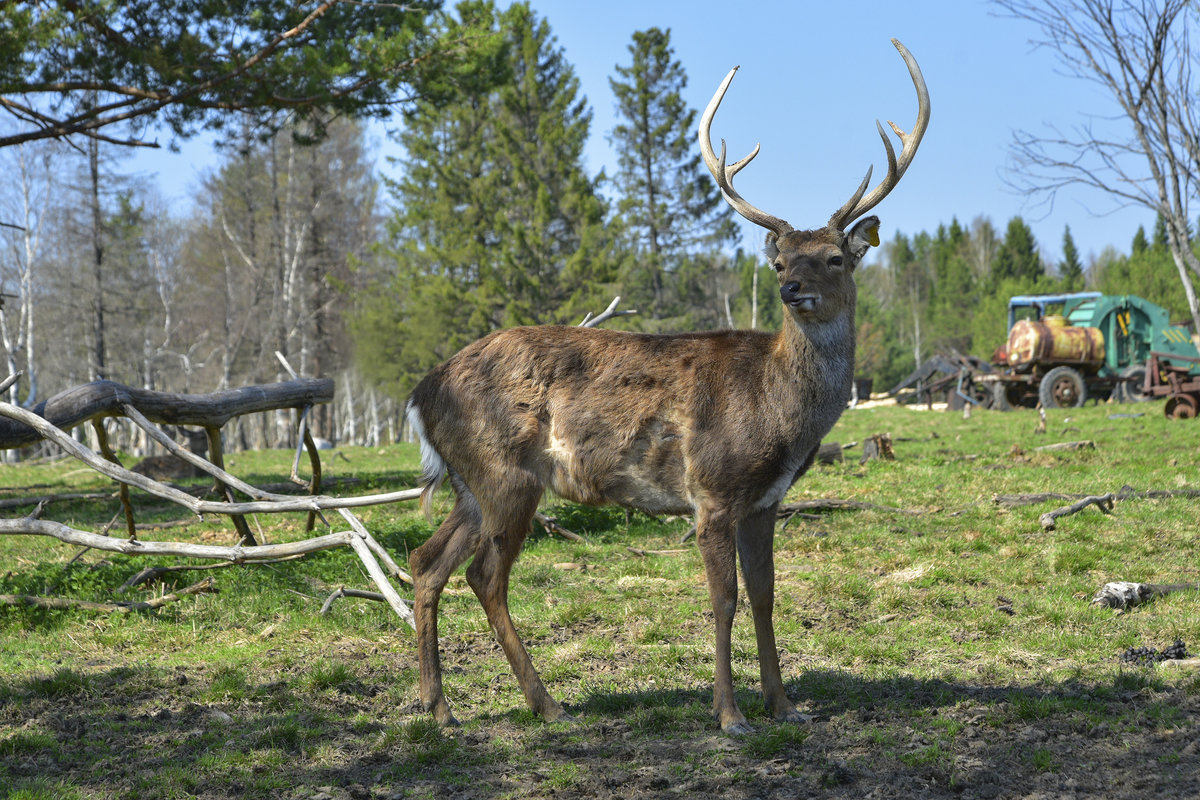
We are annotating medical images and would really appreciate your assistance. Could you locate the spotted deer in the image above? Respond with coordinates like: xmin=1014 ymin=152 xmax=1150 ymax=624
xmin=405 ymin=39 xmax=929 ymax=734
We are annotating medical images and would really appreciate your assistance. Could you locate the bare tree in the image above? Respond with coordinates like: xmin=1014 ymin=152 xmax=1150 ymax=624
xmin=0 ymin=142 xmax=63 ymax=410
xmin=999 ymin=0 xmax=1200 ymax=337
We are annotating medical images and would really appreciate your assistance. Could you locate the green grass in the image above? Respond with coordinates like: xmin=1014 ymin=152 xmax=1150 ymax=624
xmin=0 ymin=402 xmax=1199 ymax=797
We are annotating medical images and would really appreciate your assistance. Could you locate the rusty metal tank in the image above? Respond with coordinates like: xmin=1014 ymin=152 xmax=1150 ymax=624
xmin=1006 ymin=315 xmax=1105 ymax=372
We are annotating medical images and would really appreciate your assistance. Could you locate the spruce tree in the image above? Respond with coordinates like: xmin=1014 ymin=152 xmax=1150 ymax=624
xmin=992 ymin=216 xmax=1043 ymax=285
xmin=609 ymin=27 xmax=737 ymax=320
xmin=1131 ymin=225 xmax=1149 ymax=255
xmin=355 ymin=1 xmax=614 ymax=398
xmin=1059 ymin=224 xmax=1085 ymax=290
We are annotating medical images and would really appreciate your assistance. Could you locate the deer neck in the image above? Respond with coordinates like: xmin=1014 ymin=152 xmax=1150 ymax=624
xmin=771 ymin=302 xmax=857 ymax=406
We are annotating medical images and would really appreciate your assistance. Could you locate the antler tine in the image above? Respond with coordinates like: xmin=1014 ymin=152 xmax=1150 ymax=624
xmin=699 ymin=67 xmax=794 ymax=237
xmin=829 ymin=38 xmax=931 ymax=231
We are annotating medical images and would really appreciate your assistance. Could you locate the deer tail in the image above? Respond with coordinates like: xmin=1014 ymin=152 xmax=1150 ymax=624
xmin=406 ymin=399 xmax=446 ymax=522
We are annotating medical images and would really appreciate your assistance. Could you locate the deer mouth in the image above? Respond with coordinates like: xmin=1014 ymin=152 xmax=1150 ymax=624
xmin=787 ymin=294 xmax=819 ymax=312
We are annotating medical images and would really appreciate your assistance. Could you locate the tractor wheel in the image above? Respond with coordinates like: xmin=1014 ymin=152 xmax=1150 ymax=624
xmin=1038 ymin=366 xmax=1087 ymax=409
xmin=1164 ymin=394 xmax=1199 ymax=420
xmin=1116 ymin=364 xmax=1150 ymax=403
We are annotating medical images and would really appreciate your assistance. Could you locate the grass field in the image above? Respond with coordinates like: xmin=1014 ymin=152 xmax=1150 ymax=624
xmin=1 ymin=400 xmax=1199 ymax=799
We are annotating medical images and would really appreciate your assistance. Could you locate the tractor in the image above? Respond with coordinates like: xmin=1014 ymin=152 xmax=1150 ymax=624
xmin=968 ymin=292 xmax=1200 ymax=413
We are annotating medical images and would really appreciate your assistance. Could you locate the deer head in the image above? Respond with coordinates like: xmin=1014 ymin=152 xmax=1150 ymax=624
xmin=698 ymin=39 xmax=930 ymax=323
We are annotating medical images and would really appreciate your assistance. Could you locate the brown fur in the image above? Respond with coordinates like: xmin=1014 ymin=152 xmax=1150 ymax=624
xmin=405 ymin=218 xmax=881 ymax=733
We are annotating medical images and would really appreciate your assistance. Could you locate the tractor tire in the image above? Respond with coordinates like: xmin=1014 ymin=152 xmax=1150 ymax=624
xmin=1115 ymin=364 xmax=1150 ymax=403
xmin=1038 ymin=366 xmax=1087 ymax=409
xmin=1165 ymin=394 xmax=1199 ymax=419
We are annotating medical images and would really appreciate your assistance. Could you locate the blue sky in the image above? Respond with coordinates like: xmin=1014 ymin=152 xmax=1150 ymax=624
xmin=138 ymin=0 xmax=1153 ymax=268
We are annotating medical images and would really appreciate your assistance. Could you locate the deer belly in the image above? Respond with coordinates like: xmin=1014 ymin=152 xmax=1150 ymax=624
xmin=543 ymin=424 xmax=692 ymax=514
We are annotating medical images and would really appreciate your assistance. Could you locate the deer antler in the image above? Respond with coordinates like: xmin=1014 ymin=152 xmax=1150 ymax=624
xmin=828 ymin=38 xmax=930 ymax=231
xmin=699 ymin=66 xmax=794 ymax=238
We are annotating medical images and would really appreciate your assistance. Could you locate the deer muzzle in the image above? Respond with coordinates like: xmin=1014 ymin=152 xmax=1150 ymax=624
xmin=780 ymin=282 xmax=818 ymax=311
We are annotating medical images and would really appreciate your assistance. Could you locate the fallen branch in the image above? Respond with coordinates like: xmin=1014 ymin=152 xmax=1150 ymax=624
xmin=0 ymin=491 xmax=115 ymax=510
xmin=0 ymin=516 xmax=415 ymax=627
xmin=1033 ymin=440 xmax=1095 ymax=453
xmin=0 ymin=577 xmax=217 ymax=614
xmin=1090 ymin=581 xmax=1199 ymax=610
xmin=1039 ymin=494 xmax=1114 ymax=531
xmin=0 ymin=377 xmax=333 ymax=449
xmin=534 ymin=512 xmax=585 ymax=543
xmin=0 ymin=398 xmax=422 ymax=515
xmin=319 ymin=586 xmax=388 ymax=615
xmin=992 ymin=492 xmax=1085 ymax=508
xmin=777 ymin=498 xmax=920 ymax=516
xmin=627 ymin=547 xmax=688 ymax=557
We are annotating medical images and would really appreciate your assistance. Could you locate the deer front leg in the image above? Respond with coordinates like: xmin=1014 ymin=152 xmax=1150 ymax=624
xmin=695 ymin=506 xmax=751 ymax=734
xmin=411 ymin=499 xmax=482 ymax=727
xmin=737 ymin=505 xmax=805 ymax=724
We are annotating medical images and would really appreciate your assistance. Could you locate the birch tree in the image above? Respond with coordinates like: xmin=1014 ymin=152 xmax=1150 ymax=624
xmin=0 ymin=142 xmax=62 ymax=409
xmin=998 ymin=0 xmax=1200 ymax=338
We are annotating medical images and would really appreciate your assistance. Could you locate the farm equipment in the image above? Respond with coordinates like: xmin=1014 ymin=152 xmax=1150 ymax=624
xmin=1142 ymin=351 xmax=1200 ymax=418
xmin=894 ymin=292 xmax=1200 ymax=414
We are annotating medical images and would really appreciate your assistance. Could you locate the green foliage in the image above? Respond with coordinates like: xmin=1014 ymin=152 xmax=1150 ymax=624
xmin=354 ymin=1 xmax=616 ymax=398
xmin=1095 ymin=233 xmax=1193 ymax=322
xmin=1059 ymin=225 xmax=1085 ymax=291
xmin=609 ymin=26 xmax=738 ymax=322
xmin=992 ymin=216 xmax=1044 ymax=285
xmin=0 ymin=0 xmax=508 ymax=147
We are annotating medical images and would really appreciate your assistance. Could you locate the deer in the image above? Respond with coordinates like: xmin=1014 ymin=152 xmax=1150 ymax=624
xmin=404 ymin=38 xmax=929 ymax=734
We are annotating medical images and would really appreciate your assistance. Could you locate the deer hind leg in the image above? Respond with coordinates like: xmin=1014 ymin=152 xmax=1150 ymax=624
xmin=695 ymin=506 xmax=751 ymax=734
xmin=410 ymin=490 xmax=483 ymax=727
xmin=465 ymin=483 xmax=569 ymax=723
xmin=737 ymin=505 xmax=805 ymax=724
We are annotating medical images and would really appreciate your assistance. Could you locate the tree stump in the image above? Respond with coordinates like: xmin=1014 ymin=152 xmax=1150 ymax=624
xmin=816 ymin=442 xmax=844 ymax=465
xmin=859 ymin=433 xmax=895 ymax=464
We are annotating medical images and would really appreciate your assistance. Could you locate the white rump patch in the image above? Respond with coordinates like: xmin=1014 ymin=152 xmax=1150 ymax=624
xmin=406 ymin=400 xmax=446 ymax=518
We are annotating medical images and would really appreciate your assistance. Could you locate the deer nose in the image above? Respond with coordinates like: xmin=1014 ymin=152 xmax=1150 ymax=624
xmin=780 ymin=282 xmax=803 ymax=303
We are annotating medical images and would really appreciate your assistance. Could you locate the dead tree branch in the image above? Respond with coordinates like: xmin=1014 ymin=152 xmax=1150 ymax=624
xmin=578 ymin=296 xmax=638 ymax=328
xmin=0 ymin=377 xmax=333 ymax=449
xmin=1090 ymin=581 xmax=1199 ymax=610
xmin=1039 ymin=493 xmax=1115 ymax=531
xmin=0 ymin=382 xmax=418 ymax=629
xmin=319 ymin=586 xmax=388 ymax=615
xmin=0 ymin=577 xmax=218 ymax=614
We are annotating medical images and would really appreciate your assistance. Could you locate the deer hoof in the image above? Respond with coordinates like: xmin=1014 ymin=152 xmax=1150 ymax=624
xmin=777 ymin=708 xmax=814 ymax=725
xmin=542 ymin=704 xmax=574 ymax=724
xmin=723 ymin=719 xmax=755 ymax=736
xmin=426 ymin=699 xmax=459 ymax=728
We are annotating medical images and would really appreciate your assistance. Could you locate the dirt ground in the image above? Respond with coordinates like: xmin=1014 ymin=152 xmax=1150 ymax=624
xmin=6 ymin=632 xmax=1200 ymax=800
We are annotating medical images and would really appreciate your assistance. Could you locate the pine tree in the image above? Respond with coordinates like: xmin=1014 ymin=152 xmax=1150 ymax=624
xmin=1059 ymin=224 xmax=1085 ymax=290
xmin=355 ymin=1 xmax=614 ymax=398
xmin=992 ymin=216 xmax=1043 ymax=285
xmin=609 ymin=27 xmax=737 ymax=320
xmin=927 ymin=218 xmax=974 ymax=353
xmin=1131 ymin=225 xmax=1149 ymax=255
xmin=1153 ymin=214 xmax=1169 ymax=249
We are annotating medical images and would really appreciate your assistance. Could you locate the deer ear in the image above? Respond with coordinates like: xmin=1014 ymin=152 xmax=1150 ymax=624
xmin=845 ymin=216 xmax=881 ymax=264
xmin=763 ymin=231 xmax=780 ymax=261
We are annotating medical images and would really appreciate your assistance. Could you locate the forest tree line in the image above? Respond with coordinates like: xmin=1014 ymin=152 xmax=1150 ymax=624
xmin=0 ymin=1 xmax=1190 ymax=449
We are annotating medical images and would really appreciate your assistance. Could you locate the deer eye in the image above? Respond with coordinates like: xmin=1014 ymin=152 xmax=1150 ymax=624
xmin=829 ymin=255 xmax=844 ymax=267
xmin=773 ymin=261 xmax=785 ymax=272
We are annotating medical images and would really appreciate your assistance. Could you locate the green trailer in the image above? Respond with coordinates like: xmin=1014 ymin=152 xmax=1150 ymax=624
xmin=974 ymin=292 xmax=1200 ymax=412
